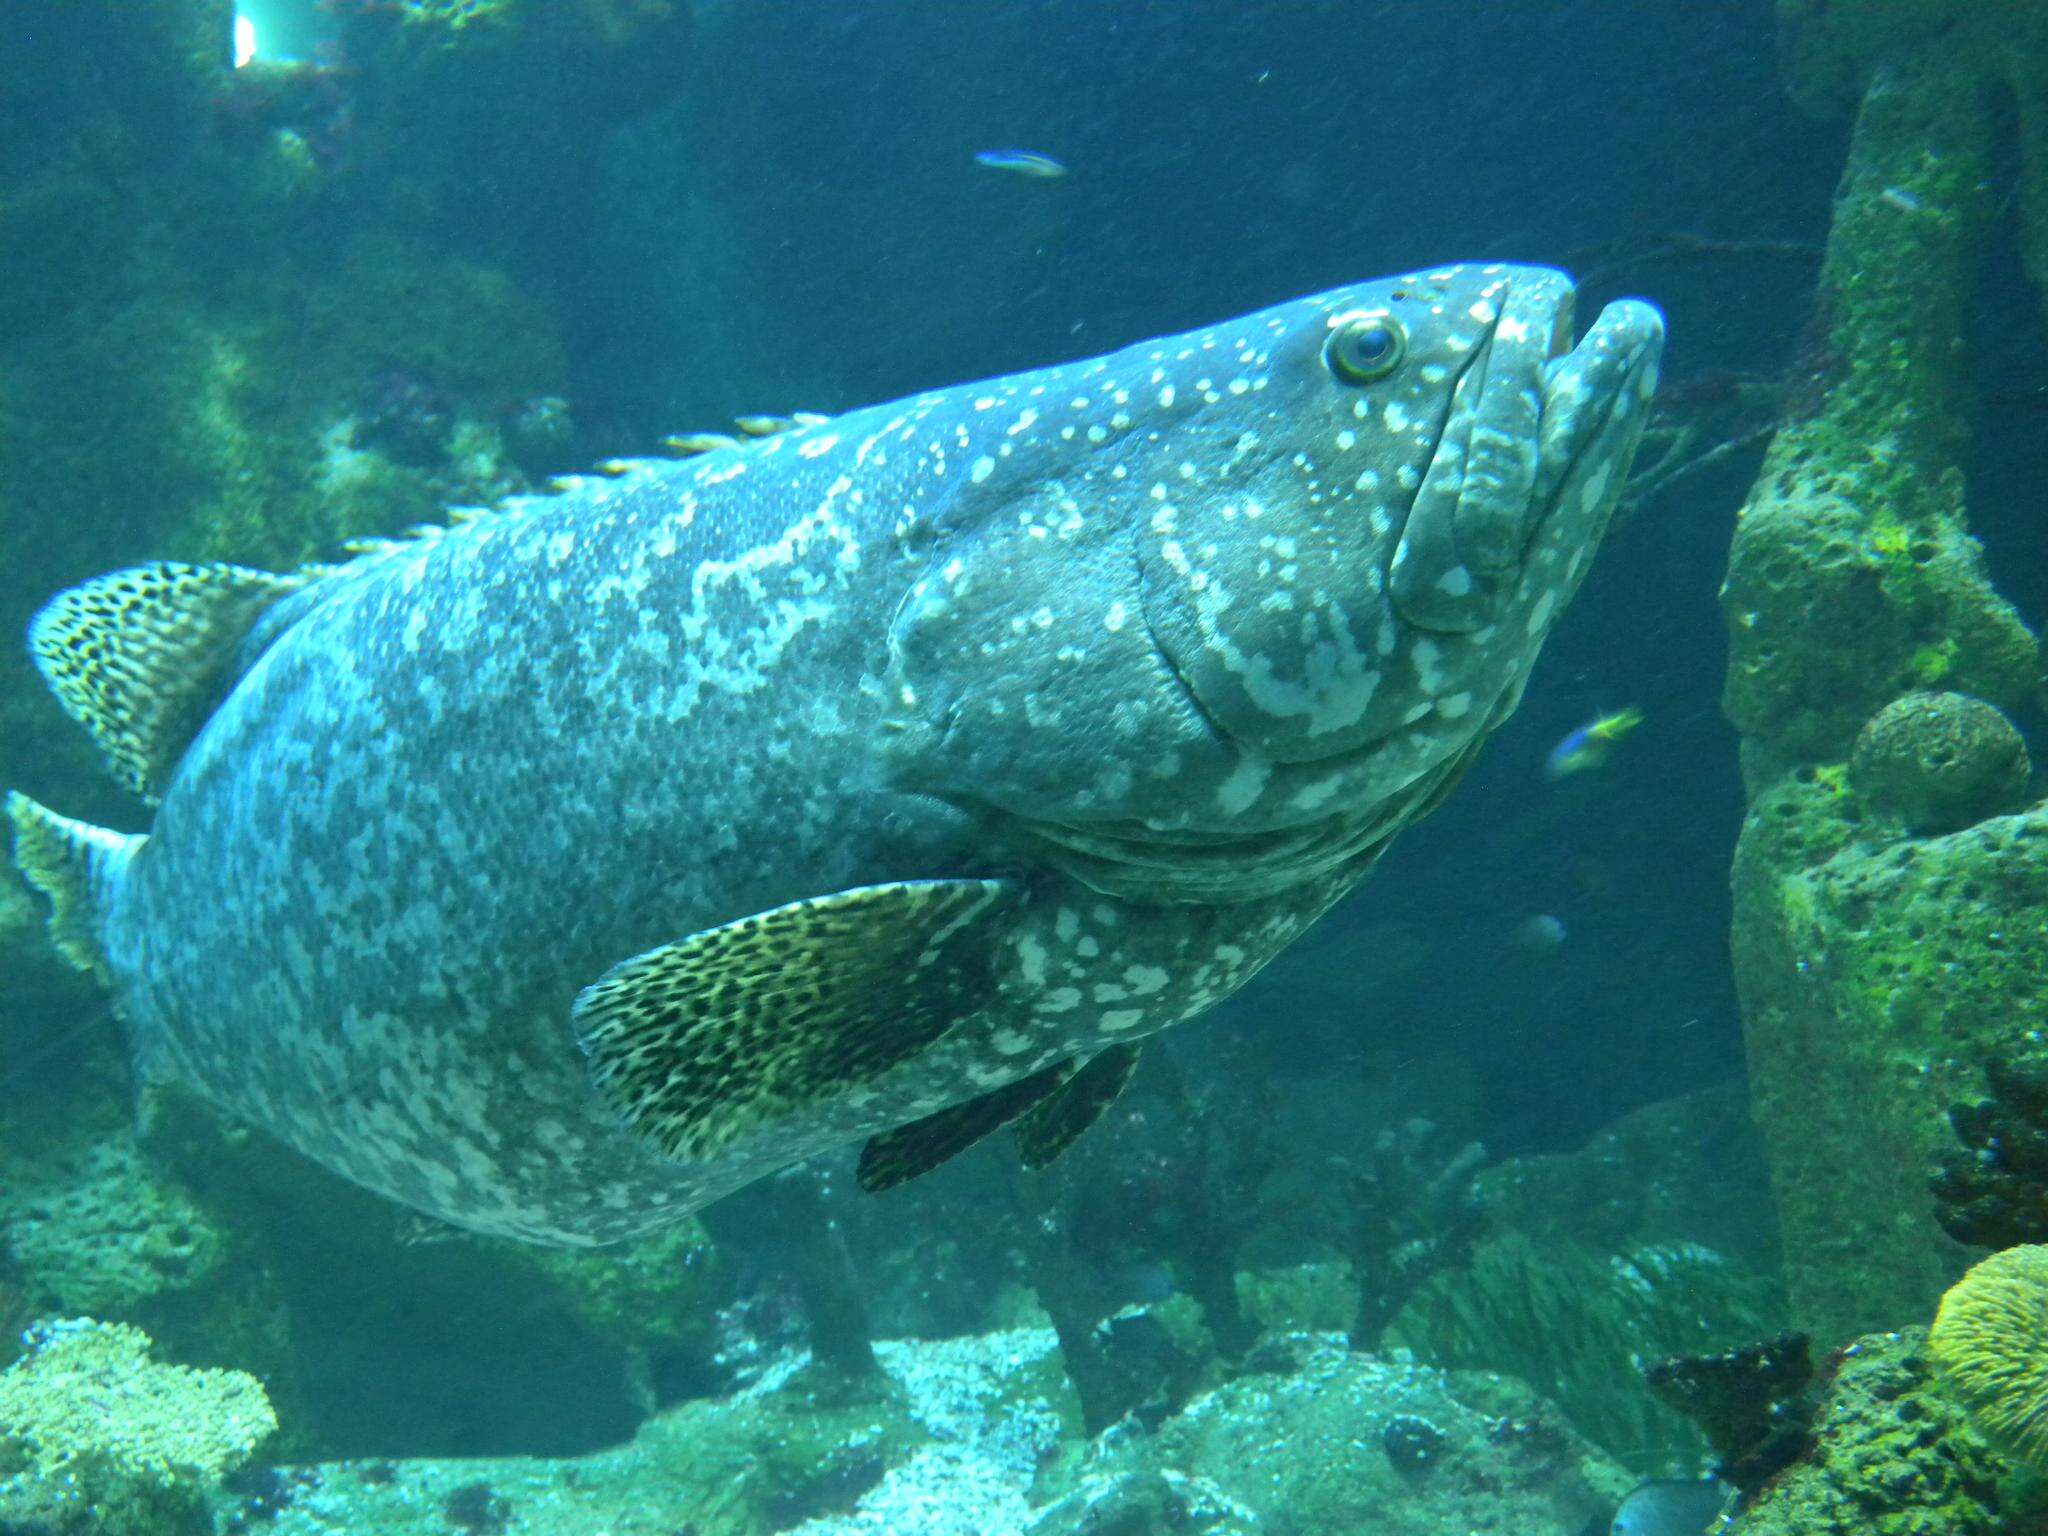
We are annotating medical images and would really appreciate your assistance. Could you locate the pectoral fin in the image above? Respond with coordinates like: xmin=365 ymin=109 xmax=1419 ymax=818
xmin=575 ymin=878 xmax=1019 ymax=1162
xmin=1015 ymin=1042 xmax=1143 ymax=1169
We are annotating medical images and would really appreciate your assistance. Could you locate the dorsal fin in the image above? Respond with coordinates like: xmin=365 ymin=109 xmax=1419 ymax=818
xmin=662 ymin=411 xmax=831 ymax=457
xmin=29 ymin=561 xmax=314 ymax=801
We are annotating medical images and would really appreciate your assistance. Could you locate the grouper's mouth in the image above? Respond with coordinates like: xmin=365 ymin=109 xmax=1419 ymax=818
xmin=1007 ymin=278 xmax=1665 ymax=906
xmin=1387 ymin=268 xmax=1583 ymax=635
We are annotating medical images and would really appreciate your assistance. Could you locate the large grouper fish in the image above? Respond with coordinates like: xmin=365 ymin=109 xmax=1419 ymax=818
xmin=8 ymin=264 xmax=1662 ymax=1244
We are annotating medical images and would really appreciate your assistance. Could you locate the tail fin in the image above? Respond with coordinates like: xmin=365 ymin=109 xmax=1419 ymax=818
xmin=6 ymin=792 xmax=144 ymax=976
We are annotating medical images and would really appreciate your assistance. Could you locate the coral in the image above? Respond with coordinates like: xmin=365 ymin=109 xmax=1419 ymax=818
xmin=1339 ymin=1118 xmax=1487 ymax=1351
xmin=1641 ymin=1333 xmax=1814 ymax=1491
xmin=1389 ymin=1231 xmax=1783 ymax=1474
xmin=1848 ymin=691 xmax=2031 ymax=835
xmin=1928 ymin=1246 xmax=2048 ymax=1470
xmin=1724 ymin=1328 xmax=2035 ymax=1536
xmin=0 ymin=1316 xmax=276 ymax=1536
xmin=1377 ymin=1088 xmax=1786 ymax=1473
xmin=0 ymin=1135 xmax=230 ymax=1320
xmin=1933 ymin=1057 xmax=2048 ymax=1251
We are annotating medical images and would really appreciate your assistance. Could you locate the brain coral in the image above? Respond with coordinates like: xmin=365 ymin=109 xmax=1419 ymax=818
xmin=1847 ymin=691 xmax=2031 ymax=835
xmin=1928 ymin=1244 xmax=2048 ymax=1468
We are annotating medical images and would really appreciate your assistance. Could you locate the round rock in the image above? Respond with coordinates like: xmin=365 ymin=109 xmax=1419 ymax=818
xmin=1848 ymin=691 xmax=2031 ymax=835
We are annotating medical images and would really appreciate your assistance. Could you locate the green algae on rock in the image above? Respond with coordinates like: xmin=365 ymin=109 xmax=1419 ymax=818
xmin=1721 ymin=5 xmax=2048 ymax=1353
xmin=1719 ymin=40 xmax=2040 ymax=782
xmin=1725 ymin=1327 xmax=2039 ymax=1536
xmin=0 ymin=1316 xmax=275 ymax=1536
xmin=1735 ymin=800 xmax=2048 ymax=1342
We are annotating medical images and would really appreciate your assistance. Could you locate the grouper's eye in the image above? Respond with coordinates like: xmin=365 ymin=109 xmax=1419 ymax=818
xmin=1323 ymin=313 xmax=1406 ymax=384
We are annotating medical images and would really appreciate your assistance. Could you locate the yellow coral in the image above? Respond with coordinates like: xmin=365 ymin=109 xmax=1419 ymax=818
xmin=0 ymin=1318 xmax=275 ymax=1485
xmin=1929 ymin=1245 xmax=2048 ymax=1468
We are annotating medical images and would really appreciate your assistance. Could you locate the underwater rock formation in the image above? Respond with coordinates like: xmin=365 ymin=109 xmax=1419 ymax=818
xmin=1722 ymin=1327 xmax=2036 ymax=1536
xmin=0 ymin=1316 xmax=276 ymax=1536
xmin=1106 ymin=1343 xmax=1625 ymax=1536
xmin=1734 ymin=788 xmax=2048 ymax=1341
xmin=1724 ymin=6 xmax=2048 ymax=1345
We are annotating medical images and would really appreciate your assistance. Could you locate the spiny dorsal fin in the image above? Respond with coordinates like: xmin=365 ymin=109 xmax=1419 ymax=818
xmin=575 ymin=878 xmax=1020 ymax=1163
xmin=857 ymin=1059 xmax=1074 ymax=1193
xmin=663 ymin=411 xmax=830 ymax=457
xmin=6 ymin=791 xmax=144 ymax=974
xmin=29 ymin=562 xmax=314 ymax=801
xmin=1016 ymin=1043 xmax=1143 ymax=1169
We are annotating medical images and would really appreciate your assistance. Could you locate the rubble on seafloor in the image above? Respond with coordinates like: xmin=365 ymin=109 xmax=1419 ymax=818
xmin=193 ymin=1331 xmax=1626 ymax=1536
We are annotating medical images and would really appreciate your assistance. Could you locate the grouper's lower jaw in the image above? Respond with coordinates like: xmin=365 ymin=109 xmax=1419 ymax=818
xmin=995 ymin=735 xmax=1482 ymax=907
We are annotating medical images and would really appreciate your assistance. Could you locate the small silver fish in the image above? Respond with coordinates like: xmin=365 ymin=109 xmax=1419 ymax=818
xmin=974 ymin=149 xmax=1068 ymax=179
xmin=1612 ymin=1478 xmax=1729 ymax=1536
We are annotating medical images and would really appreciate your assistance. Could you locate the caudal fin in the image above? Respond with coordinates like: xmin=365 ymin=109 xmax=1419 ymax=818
xmin=6 ymin=792 xmax=143 ymax=976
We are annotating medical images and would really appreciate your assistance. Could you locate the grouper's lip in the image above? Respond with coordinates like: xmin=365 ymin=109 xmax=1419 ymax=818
xmin=1389 ymin=269 xmax=1581 ymax=635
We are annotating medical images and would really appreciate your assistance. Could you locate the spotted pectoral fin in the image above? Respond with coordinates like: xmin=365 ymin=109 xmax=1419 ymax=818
xmin=856 ymin=1059 xmax=1074 ymax=1193
xmin=29 ymin=561 xmax=319 ymax=800
xmin=1015 ymin=1042 xmax=1143 ymax=1169
xmin=575 ymin=879 xmax=1020 ymax=1162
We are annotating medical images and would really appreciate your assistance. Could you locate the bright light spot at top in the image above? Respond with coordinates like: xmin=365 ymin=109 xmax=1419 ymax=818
xmin=233 ymin=13 xmax=258 ymax=68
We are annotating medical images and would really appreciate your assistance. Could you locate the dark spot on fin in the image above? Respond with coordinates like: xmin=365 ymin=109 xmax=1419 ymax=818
xmin=576 ymin=878 xmax=1019 ymax=1162
xmin=857 ymin=1060 xmax=1073 ymax=1193
xmin=5 ymin=791 xmax=143 ymax=975
xmin=29 ymin=561 xmax=315 ymax=800
xmin=1016 ymin=1042 xmax=1143 ymax=1170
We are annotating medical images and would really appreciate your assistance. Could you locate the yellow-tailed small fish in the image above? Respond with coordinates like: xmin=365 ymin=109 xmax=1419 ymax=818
xmin=1544 ymin=706 xmax=1644 ymax=780
xmin=974 ymin=149 xmax=1068 ymax=179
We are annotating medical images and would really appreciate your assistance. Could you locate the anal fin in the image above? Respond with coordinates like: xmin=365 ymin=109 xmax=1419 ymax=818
xmin=30 ymin=561 xmax=315 ymax=800
xmin=857 ymin=1059 xmax=1073 ymax=1193
xmin=1015 ymin=1043 xmax=1143 ymax=1169
xmin=575 ymin=878 xmax=1019 ymax=1162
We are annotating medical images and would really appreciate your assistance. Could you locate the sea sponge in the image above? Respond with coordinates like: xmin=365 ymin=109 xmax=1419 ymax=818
xmin=1928 ymin=1244 xmax=2048 ymax=1468
xmin=1847 ymin=691 xmax=2031 ymax=835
